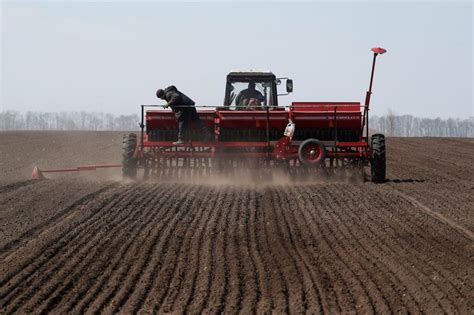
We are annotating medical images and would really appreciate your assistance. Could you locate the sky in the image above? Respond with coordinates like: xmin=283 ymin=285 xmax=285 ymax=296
xmin=1 ymin=1 xmax=472 ymax=118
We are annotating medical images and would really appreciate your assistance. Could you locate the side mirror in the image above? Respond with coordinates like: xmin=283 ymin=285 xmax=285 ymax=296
xmin=286 ymin=79 xmax=293 ymax=93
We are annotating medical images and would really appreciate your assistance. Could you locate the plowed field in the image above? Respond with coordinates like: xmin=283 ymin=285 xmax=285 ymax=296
xmin=0 ymin=132 xmax=473 ymax=314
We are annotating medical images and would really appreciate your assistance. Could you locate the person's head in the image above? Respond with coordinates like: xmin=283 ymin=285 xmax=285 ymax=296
xmin=156 ymin=89 xmax=165 ymax=99
xmin=248 ymin=82 xmax=256 ymax=90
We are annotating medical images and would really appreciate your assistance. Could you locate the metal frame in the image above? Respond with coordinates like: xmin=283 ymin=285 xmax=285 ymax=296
xmin=136 ymin=104 xmax=371 ymax=168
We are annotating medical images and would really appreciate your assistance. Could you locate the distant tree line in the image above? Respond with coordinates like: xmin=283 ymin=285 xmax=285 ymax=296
xmin=0 ymin=110 xmax=472 ymax=137
xmin=371 ymin=113 xmax=473 ymax=137
xmin=0 ymin=111 xmax=140 ymax=131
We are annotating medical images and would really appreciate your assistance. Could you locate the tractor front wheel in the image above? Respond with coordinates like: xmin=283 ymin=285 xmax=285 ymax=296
xmin=122 ymin=133 xmax=137 ymax=178
xmin=371 ymin=134 xmax=386 ymax=183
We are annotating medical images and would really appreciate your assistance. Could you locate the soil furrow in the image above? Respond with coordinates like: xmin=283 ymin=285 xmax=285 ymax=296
xmin=266 ymin=188 xmax=310 ymax=313
xmin=273 ymin=186 xmax=329 ymax=313
xmin=248 ymin=189 xmax=278 ymax=314
xmin=78 ymin=183 xmax=185 ymax=313
xmin=241 ymin=189 xmax=265 ymax=313
xmin=362 ymin=184 xmax=472 ymax=295
xmin=155 ymin=186 xmax=216 ymax=313
xmin=375 ymin=186 xmax=472 ymax=260
xmin=1 ymin=184 xmax=154 ymax=312
xmin=288 ymin=186 xmax=352 ymax=313
xmin=232 ymin=188 xmax=260 ymax=314
xmin=293 ymin=185 xmax=363 ymax=312
xmin=68 ymin=183 xmax=183 ymax=314
xmin=307 ymin=185 xmax=382 ymax=313
xmin=91 ymin=184 xmax=197 ymax=313
xmin=0 ymin=185 xmax=113 ymax=259
xmin=9 ymin=183 xmax=148 ymax=311
xmin=0 ymin=183 xmax=116 ymax=259
xmin=212 ymin=188 xmax=233 ymax=312
xmin=176 ymin=187 xmax=223 ymax=313
xmin=39 ymin=183 xmax=174 ymax=314
xmin=341 ymin=184 xmax=460 ymax=312
xmin=396 ymin=190 xmax=473 ymax=241
xmin=199 ymin=187 xmax=232 ymax=313
xmin=0 ymin=180 xmax=38 ymax=194
xmin=0 ymin=184 xmax=130 ymax=303
xmin=258 ymin=190 xmax=290 ymax=313
xmin=346 ymin=186 xmax=468 ymax=311
xmin=332 ymin=184 xmax=429 ymax=312
xmin=140 ymin=185 xmax=208 ymax=313
xmin=221 ymin=187 xmax=246 ymax=313
xmin=315 ymin=184 xmax=419 ymax=313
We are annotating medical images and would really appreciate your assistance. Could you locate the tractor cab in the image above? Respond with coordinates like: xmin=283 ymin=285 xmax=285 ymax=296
xmin=224 ymin=71 xmax=293 ymax=109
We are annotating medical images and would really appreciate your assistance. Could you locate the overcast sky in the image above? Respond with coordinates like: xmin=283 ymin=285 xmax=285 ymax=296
xmin=1 ymin=1 xmax=472 ymax=118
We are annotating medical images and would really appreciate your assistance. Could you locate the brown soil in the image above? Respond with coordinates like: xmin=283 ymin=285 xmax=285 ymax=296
xmin=0 ymin=132 xmax=472 ymax=313
xmin=0 ymin=131 xmax=122 ymax=185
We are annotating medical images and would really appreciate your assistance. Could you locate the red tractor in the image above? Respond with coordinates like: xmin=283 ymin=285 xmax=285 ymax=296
xmin=122 ymin=47 xmax=387 ymax=182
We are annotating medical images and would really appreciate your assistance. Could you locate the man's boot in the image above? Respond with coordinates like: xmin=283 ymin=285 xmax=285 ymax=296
xmin=173 ymin=139 xmax=185 ymax=145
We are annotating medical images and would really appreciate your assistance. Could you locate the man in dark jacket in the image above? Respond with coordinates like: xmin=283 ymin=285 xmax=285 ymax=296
xmin=235 ymin=82 xmax=265 ymax=108
xmin=156 ymin=86 xmax=210 ymax=145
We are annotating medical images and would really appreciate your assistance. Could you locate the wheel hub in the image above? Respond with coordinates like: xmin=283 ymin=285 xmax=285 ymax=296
xmin=298 ymin=139 xmax=327 ymax=166
xmin=304 ymin=145 xmax=320 ymax=161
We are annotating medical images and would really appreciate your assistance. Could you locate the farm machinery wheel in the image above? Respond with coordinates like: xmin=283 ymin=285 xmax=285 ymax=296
xmin=298 ymin=139 xmax=327 ymax=167
xmin=122 ymin=133 xmax=138 ymax=179
xmin=371 ymin=133 xmax=386 ymax=183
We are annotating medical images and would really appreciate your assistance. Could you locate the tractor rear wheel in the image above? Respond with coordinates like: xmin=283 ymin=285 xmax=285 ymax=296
xmin=122 ymin=133 xmax=137 ymax=178
xmin=371 ymin=134 xmax=386 ymax=183
xmin=298 ymin=139 xmax=327 ymax=166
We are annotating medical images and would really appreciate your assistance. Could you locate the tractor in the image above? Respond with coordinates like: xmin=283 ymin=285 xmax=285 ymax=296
xmin=122 ymin=47 xmax=387 ymax=182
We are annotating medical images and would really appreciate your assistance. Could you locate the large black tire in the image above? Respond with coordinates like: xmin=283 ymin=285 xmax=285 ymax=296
xmin=122 ymin=133 xmax=137 ymax=178
xmin=371 ymin=134 xmax=386 ymax=183
xmin=298 ymin=139 xmax=327 ymax=166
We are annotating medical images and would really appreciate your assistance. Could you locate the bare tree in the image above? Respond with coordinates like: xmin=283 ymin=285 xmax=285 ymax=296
xmin=386 ymin=108 xmax=396 ymax=136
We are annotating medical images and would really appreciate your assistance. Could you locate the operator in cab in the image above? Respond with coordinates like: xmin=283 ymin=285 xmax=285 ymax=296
xmin=156 ymin=86 xmax=210 ymax=145
xmin=235 ymin=82 xmax=265 ymax=109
